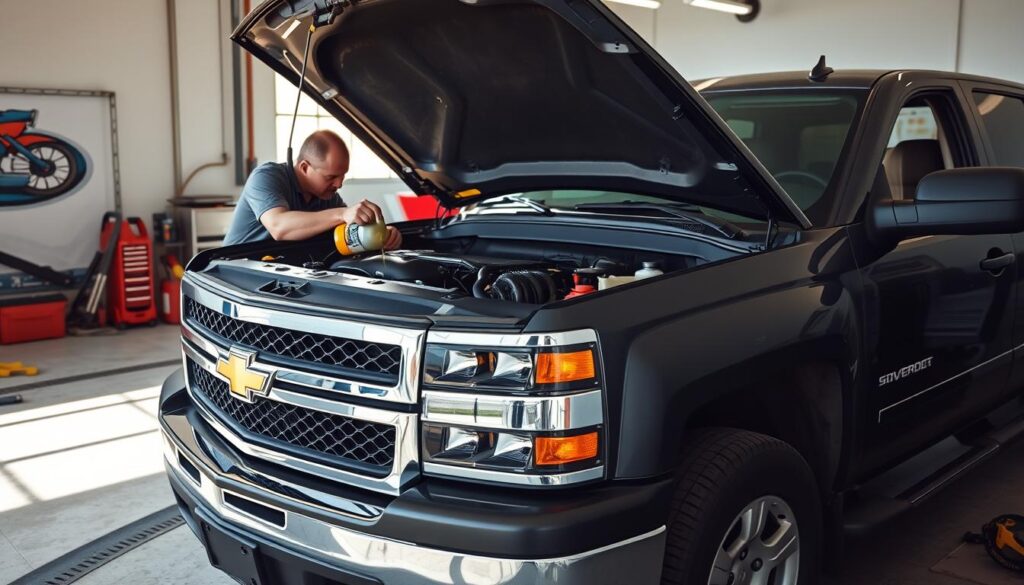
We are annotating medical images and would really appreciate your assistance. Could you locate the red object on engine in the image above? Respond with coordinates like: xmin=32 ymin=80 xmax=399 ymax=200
xmin=564 ymin=269 xmax=601 ymax=299
xmin=100 ymin=217 xmax=158 ymax=328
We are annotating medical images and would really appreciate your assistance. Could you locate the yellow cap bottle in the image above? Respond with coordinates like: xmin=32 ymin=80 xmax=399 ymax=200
xmin=334 ymin=220 xmax=388 ymax=256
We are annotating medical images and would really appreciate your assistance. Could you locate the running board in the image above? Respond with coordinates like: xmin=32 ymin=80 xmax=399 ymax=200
xmin=844 ymin=409 xmax=1024 ymax=535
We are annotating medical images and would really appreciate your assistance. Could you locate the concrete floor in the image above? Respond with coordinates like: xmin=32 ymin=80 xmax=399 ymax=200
xmin=0 ymin=325 xmax=1022 ymax=584
xmin=0 ymin=325 xmax=229 ymax=584
xmin=0 ymin=323 xmax=180 ymax=392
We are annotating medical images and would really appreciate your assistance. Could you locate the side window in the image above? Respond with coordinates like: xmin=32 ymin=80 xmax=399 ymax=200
xmin=882 ymin=96 xmax=962 ymax=200
xmin=973 ymin=92 xmax=1024 ymax=167
xmin=888 ymin=107 xmax=939 ymax=148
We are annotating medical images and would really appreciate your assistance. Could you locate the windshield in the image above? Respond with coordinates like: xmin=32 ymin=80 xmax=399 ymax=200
xmin=464 ymin=191 xmax=761 ymax=225
xmin=703 ymin=90 xmax=865 ymax=225
xmin=458 ymin=90 xmax=865 ymax=227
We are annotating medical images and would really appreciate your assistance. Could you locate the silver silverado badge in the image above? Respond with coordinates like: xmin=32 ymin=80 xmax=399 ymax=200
xmin=879 ymin=356 xmax=934 ymax=387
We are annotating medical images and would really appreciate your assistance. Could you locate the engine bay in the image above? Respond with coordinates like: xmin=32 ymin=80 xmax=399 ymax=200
xmin=214 ymin=218 xmax=758 ymax=308
xmin=254 ymin=240 xmax=704 ymax=305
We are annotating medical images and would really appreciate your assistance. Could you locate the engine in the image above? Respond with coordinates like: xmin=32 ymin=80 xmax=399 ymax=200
xmin=330 ymin=250 xmax=570 ymax=304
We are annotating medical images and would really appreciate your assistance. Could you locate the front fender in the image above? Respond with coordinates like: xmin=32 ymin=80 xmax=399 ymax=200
xmin=14 ymin=131 xmax=68 ymax=147
xmin=610 ymin=230 xmax=862 ymax=483
xmin=618 ymin=284 xmax=859 ymax=479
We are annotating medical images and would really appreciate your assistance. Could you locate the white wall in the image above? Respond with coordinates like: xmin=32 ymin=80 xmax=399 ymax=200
xmin=0 ymin=0 xmax=176 ymax=221
xmin=172 ymin=0 xmax=277 ymax=198
xmin=959 ymin=0 xmax=1024 ymax=83
xmin=608 ymin=0 xmax=1024 ymax=85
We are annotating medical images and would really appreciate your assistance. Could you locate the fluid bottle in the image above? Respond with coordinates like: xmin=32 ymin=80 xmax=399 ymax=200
xmin=635 ymin=261 xmax=663 ymax=279
xmin=334 ymin=221 xmax=388 ymax=255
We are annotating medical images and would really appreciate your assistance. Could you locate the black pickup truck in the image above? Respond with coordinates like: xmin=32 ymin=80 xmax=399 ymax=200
xmin=158 ymin=1 xmax=1024 ymax=584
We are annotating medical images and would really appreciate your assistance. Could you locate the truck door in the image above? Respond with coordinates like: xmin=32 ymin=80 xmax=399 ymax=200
xmin=959 ymin=82 xmax=1024 ymax=398
xmin=859 ymin=86 xmax=1016 ymax=471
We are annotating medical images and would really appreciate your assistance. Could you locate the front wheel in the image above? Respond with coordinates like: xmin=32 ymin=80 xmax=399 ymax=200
xmin=14 ymin=141 xmax=84 ymax=197
xmin=662 ymin=429 xmax=822 ymax=585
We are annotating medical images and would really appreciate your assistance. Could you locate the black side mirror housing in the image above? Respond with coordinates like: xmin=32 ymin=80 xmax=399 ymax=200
xmin=869 ymin=167 xmax=1024 ymax=245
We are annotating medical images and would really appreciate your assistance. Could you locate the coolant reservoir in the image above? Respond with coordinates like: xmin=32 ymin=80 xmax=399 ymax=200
xmin=597 ymin=275 xmax=637 ymax=290
xmin=635 ymin=261 xmax=663 ymax=279
xmin=334 ymin=221 xmax=388 ymax=255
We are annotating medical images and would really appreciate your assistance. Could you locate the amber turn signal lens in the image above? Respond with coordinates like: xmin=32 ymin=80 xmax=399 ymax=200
xmin=535 ymin=349 xmax=595 ymax=384
xmin=534 ymin=432 xmax=599 ymax=466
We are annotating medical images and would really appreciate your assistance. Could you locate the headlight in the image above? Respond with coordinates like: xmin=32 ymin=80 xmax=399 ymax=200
xmin=424 ymin=347 xmax=534 ymax=387
xmin=421 ymin=329 xmax=604 ymax=486
xmin=424 ymin=344 xmax=600 ymax=391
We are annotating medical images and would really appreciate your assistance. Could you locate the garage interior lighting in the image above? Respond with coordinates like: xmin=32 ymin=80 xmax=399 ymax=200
xmin=683 ymin=0 xmax=760 ymax=20
xmin=607 ymin=0 xmax=662 ymax=9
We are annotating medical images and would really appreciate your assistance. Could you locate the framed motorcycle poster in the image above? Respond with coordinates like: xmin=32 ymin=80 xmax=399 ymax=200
xmin=0 ymin=87 xmax=121 ymax=293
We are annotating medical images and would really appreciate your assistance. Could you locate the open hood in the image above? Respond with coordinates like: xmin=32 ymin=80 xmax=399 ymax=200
xmin=233 ymin=0 xmax=809 ymax=226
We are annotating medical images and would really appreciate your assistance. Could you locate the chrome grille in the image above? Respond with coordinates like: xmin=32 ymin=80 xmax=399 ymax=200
xmin=187 ymin=359 xmax=396 ymax=474
xmin=184 ymin=298 xmax=402 ymax=378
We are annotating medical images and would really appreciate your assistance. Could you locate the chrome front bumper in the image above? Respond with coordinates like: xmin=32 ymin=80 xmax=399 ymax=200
xmin=163 ymin=428 xmax=666 ymax=585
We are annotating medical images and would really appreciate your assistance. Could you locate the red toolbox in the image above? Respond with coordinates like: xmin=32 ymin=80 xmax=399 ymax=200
xmin=0 ymin=293 xmax=67 ymax=344
xmin=100 ymin=217 xmax=158 ymax=328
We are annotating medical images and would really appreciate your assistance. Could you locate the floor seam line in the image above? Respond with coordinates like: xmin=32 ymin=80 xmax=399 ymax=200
xmin=0 ymin=523 xmax=33 ymax=570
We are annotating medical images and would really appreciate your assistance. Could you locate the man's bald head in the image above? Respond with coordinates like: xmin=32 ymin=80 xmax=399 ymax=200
xmin=294 ymin=130 xmax=350 ymax=201
xmin=297 ymin=130 xmax=349 ymax=165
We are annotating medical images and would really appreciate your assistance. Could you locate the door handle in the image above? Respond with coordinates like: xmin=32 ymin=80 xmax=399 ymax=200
xmin=980 ymin=252 xmax=1015 ymax=273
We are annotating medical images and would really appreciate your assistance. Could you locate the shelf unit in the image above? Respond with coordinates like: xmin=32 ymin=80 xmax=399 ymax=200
xmin=171 ymin=205 xmax=235 ymax=261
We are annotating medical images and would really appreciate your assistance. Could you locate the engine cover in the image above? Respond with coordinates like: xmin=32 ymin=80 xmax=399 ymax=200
xmin=329 ymin=250 xmax=551 ymax=290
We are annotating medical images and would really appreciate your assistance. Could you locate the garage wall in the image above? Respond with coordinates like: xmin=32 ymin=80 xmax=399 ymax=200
xmin=609 ymin=0 xmax=1024 ymax=85
xmin=0 ymin=0 xmax=277 ymax=229
xmin=958 ymin=0 xmax=1024 ymax=84
xmin=0 ymin=0 xmax=176 ymax=221
xmin=172 ymin=0 xmax=277 ymax=200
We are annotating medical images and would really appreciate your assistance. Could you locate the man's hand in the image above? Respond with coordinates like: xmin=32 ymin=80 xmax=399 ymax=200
xmin=340 ymin=199 xmax=384 ymax=225
xmin=384 ymin=226 xmax=403 ymax=250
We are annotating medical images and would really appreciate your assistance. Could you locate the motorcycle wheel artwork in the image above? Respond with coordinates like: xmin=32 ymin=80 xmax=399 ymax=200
xmin=8 ymin=141 xmax=87 ymax=197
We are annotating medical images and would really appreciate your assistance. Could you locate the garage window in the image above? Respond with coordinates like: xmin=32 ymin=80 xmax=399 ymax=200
xmin=274 ymin=75 xmax=396 ymax=180
xmin=973 ymin=92 xmax=1024 ymax=167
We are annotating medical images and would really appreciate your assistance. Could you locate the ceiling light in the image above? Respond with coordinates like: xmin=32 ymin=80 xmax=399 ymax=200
xmin=607 ymin=0 xmax=662 ymax=9
xmin=683 ymin=0 xmax=760 ymax=21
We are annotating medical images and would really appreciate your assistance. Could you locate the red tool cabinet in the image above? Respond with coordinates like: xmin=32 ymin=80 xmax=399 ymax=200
xmin=100 ymin=217 xmax=158 ymax=328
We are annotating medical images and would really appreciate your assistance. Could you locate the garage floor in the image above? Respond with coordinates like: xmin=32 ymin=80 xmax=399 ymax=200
xmin=0 ymin=326 xmax=1021 ymax=585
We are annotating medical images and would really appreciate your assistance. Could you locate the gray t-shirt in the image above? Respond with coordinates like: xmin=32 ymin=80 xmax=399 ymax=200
xmin=224 ymin=162 xmax=344 ymax=245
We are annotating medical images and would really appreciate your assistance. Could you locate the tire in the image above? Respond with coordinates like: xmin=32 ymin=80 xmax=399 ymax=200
xmin=662 ymin=428 xmax=822 ymax=585
xmin=20 ymin=141 xmax=84 ymax=197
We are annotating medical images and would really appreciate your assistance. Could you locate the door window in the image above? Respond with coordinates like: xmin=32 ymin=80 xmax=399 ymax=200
xmin=882 ymin=95 xmax=964 ymax=200
xmin=973 ymin=92 xmax=1024 ymax=167
xmin=887 ymin=107 xmax=938 ymax=148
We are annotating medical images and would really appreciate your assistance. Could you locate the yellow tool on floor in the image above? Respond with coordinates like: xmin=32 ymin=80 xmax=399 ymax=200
xmin=0 ymin=361 xmax=39 ymax=377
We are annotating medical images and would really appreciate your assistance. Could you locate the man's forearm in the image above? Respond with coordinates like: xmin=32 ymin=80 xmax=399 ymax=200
xmin=262 ymin=208 xmax=343 ymax=241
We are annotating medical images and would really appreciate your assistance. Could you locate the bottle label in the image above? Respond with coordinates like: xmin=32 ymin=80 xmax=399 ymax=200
xmin=336 ymin=223 xmax=368 ymax=255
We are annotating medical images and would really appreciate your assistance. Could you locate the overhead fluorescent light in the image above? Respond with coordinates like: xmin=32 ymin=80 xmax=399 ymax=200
xmin=607 ymin=0 xmax=662 ymax=9
xmin=684 ymin=0 xmax=752 ymax=15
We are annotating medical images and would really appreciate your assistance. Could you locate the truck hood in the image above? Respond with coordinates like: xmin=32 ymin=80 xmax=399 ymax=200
xmin=233 ymin=0 xmax=808 ymax=226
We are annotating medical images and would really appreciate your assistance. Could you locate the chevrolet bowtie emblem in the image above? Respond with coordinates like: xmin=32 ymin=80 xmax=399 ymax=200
xmin=215 ymin=348 xmax=273 ymax=403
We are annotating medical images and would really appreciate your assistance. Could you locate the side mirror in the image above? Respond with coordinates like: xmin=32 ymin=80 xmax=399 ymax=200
xmin=869 ymin=167 xmax=1024 ymax=244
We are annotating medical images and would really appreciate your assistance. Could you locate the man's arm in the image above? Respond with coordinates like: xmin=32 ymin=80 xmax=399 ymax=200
xmin=260 ymin=199 xmax=391 ymax=242
xmin=260 ymin=206 xmax=345 ymax=241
